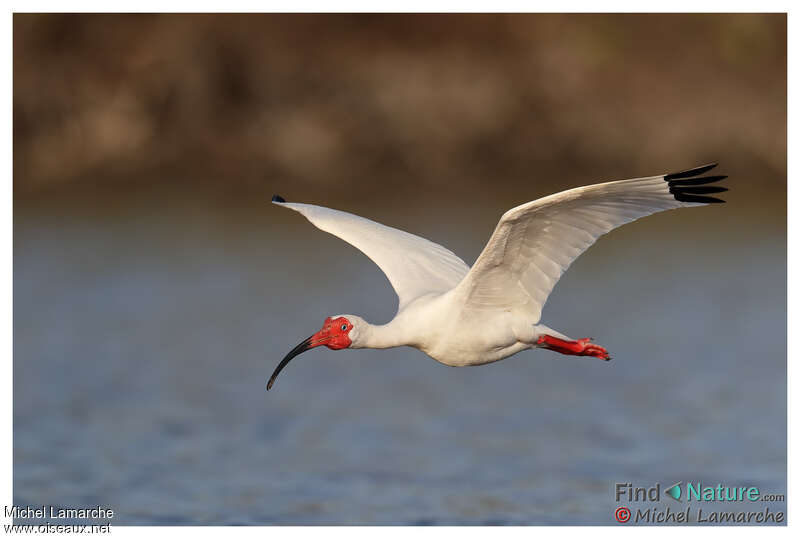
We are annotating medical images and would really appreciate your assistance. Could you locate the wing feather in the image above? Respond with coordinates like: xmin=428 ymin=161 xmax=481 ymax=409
xmin=452 ymin=164 xmax=727 ymax=322
xmin=274 ymin=200 xmax=470 ymax=311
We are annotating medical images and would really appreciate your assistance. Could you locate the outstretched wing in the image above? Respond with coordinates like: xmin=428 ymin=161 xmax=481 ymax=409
xmin=452 ymin=164 xmax=727 ymax=323
xmin=273 ymin=197 xmax=470 ymax=312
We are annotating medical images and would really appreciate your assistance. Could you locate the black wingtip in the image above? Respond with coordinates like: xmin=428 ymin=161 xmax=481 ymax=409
xmin=664 ymin=162 xmax=718 ymax=180
xmin=672 ymin=193 xmax=726 ymax=204
xmin=668 ymin=185 xmax=728 ymax=195
xmin=667 ymin=175 xmax=727 ymax=187
xmin=272 ymin=194 xmax=286 ymax=203
xmin=664 ymin=163 xmax=727 ymax=204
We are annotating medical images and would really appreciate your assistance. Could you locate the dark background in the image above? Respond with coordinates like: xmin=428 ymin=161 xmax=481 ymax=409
xmin=14 ymin=14 xmax=786 ymax=525
xmin=14 ymin=14 xmax=785 ymax=202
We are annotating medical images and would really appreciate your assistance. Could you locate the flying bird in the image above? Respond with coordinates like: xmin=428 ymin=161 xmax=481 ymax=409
xmin=267 ymin=163 xmax=727 ymax=390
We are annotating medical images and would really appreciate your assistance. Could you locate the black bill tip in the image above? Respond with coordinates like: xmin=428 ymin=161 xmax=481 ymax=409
xmin=267 ymin=336 xmax=312 ymax=391
xmin=272 ymin=194 xmax=286 ymax=203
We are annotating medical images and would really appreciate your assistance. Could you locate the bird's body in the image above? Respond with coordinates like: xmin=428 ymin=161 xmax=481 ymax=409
xmin=267 ymin=164 xmax=727 ymax=389
xmin=348 ymin=293 xmax=562 ymax=367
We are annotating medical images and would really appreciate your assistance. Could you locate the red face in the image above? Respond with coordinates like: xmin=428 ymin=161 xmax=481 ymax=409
xmin=266 ymin=316 xmax=353 ymax=390
xmin=310 ymin=316 xmax=353 ymax=350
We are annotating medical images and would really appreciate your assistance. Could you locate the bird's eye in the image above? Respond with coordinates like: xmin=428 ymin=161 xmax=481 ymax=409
xmin=341 ymin=324 xmax=348 ymax=331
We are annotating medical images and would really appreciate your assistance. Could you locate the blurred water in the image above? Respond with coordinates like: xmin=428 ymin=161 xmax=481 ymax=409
xmin=14 ymin=190 xmax=785 ymax=525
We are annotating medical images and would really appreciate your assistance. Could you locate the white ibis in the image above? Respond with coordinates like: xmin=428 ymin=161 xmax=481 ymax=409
xmin=267 ymin=163 xmax=726 ymax=390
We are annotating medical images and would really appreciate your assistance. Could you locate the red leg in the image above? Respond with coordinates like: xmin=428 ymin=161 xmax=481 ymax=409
xmin=536 ymin=335 xmax=611 ymax=361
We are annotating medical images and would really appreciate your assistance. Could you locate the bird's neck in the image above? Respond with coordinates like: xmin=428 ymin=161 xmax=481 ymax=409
xmin=356 ymin=319 xmax=410 ymax=350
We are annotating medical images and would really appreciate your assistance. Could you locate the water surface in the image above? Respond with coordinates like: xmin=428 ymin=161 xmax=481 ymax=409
xmin=14 ymin=191 xmax=786 ymax=524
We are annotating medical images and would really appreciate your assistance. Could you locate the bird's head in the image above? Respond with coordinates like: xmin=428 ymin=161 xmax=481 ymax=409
xmin=267 ymin=315 xmax=361 ymax=390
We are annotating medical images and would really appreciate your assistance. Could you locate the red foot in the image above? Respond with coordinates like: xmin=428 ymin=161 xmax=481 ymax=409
xmin=536 ymin=335 xmax=611 ymax=361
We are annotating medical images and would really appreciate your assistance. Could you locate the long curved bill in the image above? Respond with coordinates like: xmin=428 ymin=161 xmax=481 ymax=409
xmin=267 ymin=333 xmax=331 ymax=391
xmin=267 ymin=336 xmax=311 ymax=391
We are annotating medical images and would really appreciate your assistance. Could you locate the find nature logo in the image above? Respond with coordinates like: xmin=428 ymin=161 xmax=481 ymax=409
xmin=615 ymin=483 xmax=679 ymax=524
xmin=613 ymin=481 xmax=784 ymax=524
xmin=665 ymin=482 xmax=682 ymax=501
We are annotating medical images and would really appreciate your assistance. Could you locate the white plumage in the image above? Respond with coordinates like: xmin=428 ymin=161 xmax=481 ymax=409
xmin=276 ymin=201 xmax=469 ymax=311
xmin=267 ymin=163 xmax=726 ymax=390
